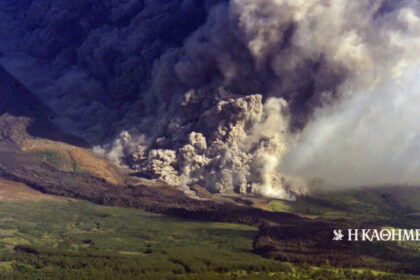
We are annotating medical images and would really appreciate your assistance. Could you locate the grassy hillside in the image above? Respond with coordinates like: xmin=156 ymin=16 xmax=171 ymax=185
xmin=267 ymin=186 xmax=420 ymax=228
xmin=25 ymin=139 xmax=126 ymax=185
xmin=0 ymin=199 xmax=417 ymax=279
xmin=0 ymin=200 xmax=257 ymax=254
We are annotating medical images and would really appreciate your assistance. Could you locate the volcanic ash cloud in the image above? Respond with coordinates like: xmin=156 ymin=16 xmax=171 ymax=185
xmin=1 ymin=0 xmax=420 ymax=198
xmin=108 ymin=0 xmax=419 ymax=197
xmin=106 ymin=92 xmax=305 ymax=199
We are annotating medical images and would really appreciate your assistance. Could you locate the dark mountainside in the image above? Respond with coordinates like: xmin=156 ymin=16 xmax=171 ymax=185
xmin=1 ymin=66 xmax=420 ymax=275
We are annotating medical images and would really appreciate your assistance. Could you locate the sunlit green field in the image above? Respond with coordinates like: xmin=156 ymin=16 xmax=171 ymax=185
xmin=0 ymin=197 xmax=418 ymax=279
xmin=0 ymin=200 xmax=257 ymax=254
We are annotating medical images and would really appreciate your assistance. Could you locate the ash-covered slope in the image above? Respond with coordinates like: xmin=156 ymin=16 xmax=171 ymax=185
xmin=0 ymin=67 xmax=182 ymax=212
xmin=0 ymin=65 xmax=130 ymax=198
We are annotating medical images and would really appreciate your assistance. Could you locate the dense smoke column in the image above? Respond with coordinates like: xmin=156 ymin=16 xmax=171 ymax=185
xmin=1 ymin=0 xmax=419 ymax=197
xmin=119 ymin=0 xmax=419 ymax=196
xmin=0 ymin=0 xmax=221 ymax=141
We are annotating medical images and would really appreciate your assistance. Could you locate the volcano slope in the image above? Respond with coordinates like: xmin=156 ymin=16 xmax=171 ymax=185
xmin=0 ymin=66 xmax=420 ymax=278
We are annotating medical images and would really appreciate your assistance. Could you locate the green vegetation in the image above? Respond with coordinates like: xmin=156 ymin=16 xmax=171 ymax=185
xmin=0 ymin=200 xmax=257 ymax=254
xmin=34 ymin=149 xmax=82 ymax=172
xmin=1 ymin=200 xmax=418 ymax=279
xmin=1 ymin=253 xmax=419 ymax=280
xmin=268 ymin=186 xmax=420 ymax=228
xmin=35 ymin=150 xmax=66 ymax=167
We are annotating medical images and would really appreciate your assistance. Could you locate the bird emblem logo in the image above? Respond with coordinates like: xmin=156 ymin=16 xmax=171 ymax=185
xmin=333 ymin=229 xmax=344 ymax=241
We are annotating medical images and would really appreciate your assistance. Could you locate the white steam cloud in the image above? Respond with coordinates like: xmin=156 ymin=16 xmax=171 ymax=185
xmin=283 ymin=65 xmax=420 ymax=188
xmin=0 ymin=0 xmax=419 ymax=198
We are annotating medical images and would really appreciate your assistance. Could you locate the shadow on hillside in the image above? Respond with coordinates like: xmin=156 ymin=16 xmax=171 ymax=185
xmin=0 ymin=65 xmax=89 ymax=148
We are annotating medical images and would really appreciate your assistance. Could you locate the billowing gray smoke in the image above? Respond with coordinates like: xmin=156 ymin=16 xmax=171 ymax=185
xmin=1 ymin=0 xmax=419 ymax=198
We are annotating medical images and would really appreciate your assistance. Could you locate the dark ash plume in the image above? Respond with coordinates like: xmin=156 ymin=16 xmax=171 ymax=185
xmin=1 ymin=0 xmax=419 ymax=197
